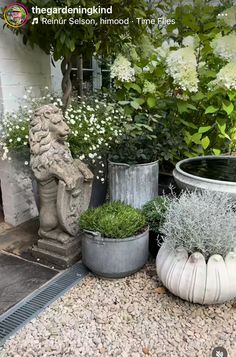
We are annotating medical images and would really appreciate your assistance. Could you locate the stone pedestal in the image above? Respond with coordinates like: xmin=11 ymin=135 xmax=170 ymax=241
xmin=32 ymin=235 xmax=82 ymax=269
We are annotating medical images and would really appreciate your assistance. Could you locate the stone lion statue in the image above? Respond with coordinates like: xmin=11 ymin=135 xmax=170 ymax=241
xmin=29 ymin=104 xmax=93 ymax=244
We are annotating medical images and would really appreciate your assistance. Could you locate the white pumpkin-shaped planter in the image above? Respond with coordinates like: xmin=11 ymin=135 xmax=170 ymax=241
xmin=156 ymin=244 xmax=236 ymax=304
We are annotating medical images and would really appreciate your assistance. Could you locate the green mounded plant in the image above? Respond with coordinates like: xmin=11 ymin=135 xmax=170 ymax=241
xmin=160 ymin=190 xmax=236 ymax=260
xmin=80 ymin=201 xmax=147 ymax=239
xmin=142 ymin=196 xmax=170 ymax=234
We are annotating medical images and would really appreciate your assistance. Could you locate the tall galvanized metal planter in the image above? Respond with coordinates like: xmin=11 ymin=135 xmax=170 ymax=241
xmin=108 ymin=160 xmax=159 ymax=209
xmin=82 ymin=228 xmax=149 ymax=278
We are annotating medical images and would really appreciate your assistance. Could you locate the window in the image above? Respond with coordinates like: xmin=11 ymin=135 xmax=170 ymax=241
xmin=71 ymin=56 xmax=110 ymax=96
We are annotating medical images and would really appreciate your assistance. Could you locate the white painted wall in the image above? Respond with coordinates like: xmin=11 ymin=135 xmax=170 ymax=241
xmin=0 ymin=20 xmax=63 ymax=116
xmin=0 ymin=27 xmax=51 ymax=114
xmin=51 ymin=59 xmax=63 ymax=95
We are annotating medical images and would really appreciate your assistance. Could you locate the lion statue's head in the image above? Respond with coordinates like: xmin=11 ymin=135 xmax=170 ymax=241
xmin=29 ymin=105 xmax=72 ymax=180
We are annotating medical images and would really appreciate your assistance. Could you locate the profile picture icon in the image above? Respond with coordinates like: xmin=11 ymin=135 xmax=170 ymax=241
xmin=4 ymin=3 xmax=29 ymax=28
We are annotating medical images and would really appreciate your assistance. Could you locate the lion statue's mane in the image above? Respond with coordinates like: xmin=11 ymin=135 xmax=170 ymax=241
xmin=29 ymin=105 xmax=73 ymax=182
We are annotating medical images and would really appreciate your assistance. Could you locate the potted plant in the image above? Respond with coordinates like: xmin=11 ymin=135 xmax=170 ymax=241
xmin=142 ymin=196 xmax=170 ymax=257
xmin=108 ymin=113 xmax=160 ymax=209
xmin=156 ymin=190 xmax=236 ymax=304
xmin=108 ymin=50 xmax=186 ymax=209
xmin=65 ymin=96 xmax=129 ymax=207
xmin=80 ymin=201 xmax=149 ymax=278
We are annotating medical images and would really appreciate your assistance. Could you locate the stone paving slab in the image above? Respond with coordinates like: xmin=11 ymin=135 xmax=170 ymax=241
xmin=0 ymin=219 xmax=39 ymax=254
xmin=0 ymin=252 xmax=58 ymax=315
xmin=0 ymin=219 xmax=66 ymax=270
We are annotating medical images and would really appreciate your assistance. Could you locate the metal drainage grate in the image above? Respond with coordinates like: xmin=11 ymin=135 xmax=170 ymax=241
xmin=0 ymin=262 xmax=89 ymax=346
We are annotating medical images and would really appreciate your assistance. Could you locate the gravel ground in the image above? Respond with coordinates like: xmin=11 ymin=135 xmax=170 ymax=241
xmin=1 ymin=260 xmax=236 ymax=357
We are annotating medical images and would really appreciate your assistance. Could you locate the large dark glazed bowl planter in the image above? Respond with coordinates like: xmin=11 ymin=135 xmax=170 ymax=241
xmin=173 ymin=156 xmax=236 ymax=198
xmin=82 ymin=228 xmax=149 ymax=278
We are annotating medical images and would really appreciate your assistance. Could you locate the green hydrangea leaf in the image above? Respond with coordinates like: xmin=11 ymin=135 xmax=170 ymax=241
xmin=198 ymin=126 xmax=212 ymax=134
xmin=201 ymin=136 xmax=210 ymax=149
xmin=205 ymin=106 xmax=219 ymax=114
xmin=222 ymin=102 xmax=234 ymax=116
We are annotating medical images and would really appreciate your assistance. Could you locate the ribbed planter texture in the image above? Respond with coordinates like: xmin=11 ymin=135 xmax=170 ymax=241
xmin=108 ymin=160 xmax=159 ymax=209
xmin=156 ymin=244 xmax=236 ymax=304
xmin=82 ymin=228 xmax=149 ymax=278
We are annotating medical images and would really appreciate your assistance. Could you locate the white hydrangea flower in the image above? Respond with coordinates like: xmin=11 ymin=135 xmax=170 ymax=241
xmin=209 ymin=61 xmax=236 ymax=90
xmin=182 ymin=35 xmax=200 ymax=49
xmin=161 ymin=28 xmax=167 ymax=35
xmin=156 ymin=46 xmax=169 ymax=60
xmin=172 ymin=28 xmax=179 ymax=36
xmin=211 ymin=33 xmax=236 ymax=62
xmin=176 ymin=93 xmax=189 ymax=101
xmin=166 ymin=47 xmax=199 ymax=92
xmin=143 ymin=81 xmax=156 ymax=94
xmin=168 ymin=39 xmax=179 ymax=48
xmin=218 ymin=6 xmax=236 ymax=27
xmin=156 ymin=39 xmax=179 ymax=60
xmin=110 ymin=55 xmax=135 ymax=82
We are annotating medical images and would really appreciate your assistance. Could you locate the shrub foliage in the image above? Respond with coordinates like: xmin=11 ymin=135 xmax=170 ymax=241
xmin=142 ymin=196 xmax=170 ymax=234
xmin=160 ymin=190 xmax=236 ymax=259
xmin=80 ymin=201 xmax=147 ymax=239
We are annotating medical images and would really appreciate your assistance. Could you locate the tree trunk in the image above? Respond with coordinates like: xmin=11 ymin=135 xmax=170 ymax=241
xmin=61 ymin=58 xmax=72 ymax=109
xmin=77 ymin=54 xmax=83 ymax=98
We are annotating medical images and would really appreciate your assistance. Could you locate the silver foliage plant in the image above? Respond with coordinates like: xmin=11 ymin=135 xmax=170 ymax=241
xmin=160 ymin=190 xmax=236 ymax=260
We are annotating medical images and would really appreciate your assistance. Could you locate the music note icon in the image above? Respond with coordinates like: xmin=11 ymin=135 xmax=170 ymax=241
xmin=32 ymin=18 xmax=39 ymax=25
